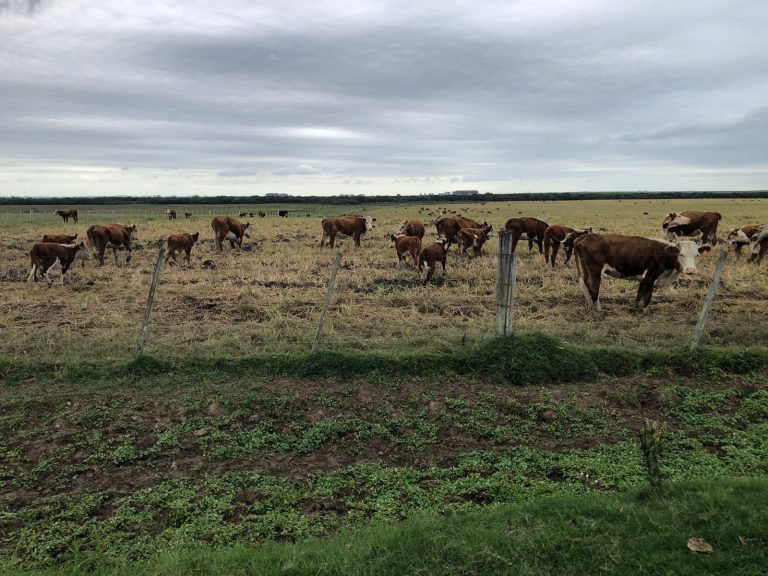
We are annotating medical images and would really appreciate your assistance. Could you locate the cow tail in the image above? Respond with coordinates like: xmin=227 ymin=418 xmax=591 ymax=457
xmin=86 ymin=227 xmax=95 ymax=248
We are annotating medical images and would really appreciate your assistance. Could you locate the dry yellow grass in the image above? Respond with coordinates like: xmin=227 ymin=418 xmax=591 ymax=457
xmin=1 ymin=198 xmax=766 ymax=362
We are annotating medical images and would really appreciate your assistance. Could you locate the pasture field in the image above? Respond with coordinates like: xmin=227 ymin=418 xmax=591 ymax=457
xmin=0 ymin=198 xmax=767 ymax=362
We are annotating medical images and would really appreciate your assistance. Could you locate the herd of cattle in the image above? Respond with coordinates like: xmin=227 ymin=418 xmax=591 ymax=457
xmin=24 ymin=208 xmax=768 ymax=314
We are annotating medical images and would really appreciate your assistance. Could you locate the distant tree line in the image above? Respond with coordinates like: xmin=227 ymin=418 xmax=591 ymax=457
xmin=1 ymin=190 xmax=767 ymax=206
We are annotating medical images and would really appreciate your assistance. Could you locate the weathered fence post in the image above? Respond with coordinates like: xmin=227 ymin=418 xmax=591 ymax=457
xmin=495 ymin=230 xmax=518 ymax=337
xmin=690 ymin=250 xmax=728 ymax=351
xmin=136 ymin=245 xmax=166 ymax=354
xmin=311 ymin=251 xmax=342 ymax=354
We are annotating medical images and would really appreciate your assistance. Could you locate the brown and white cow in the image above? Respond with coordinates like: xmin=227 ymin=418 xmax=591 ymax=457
xmin=42 ymin=233 xmax=77 ymax=244
xmin=320 ymin=216 xmax=373 ymax=248
xmin=543 ymin=225 xmax=591 ymax=268
xmin=398 ymin=220 xmax=425 ymax=239
xmin=390 ymin=234 xmax=421 ymax=266
xmin=27 ymin=242 xmax=86 ymax=285
xmin=504 ymin=217 xmax=549 ymax=254
xmin=435 ymin=215 xmax=483 ymax=248
xmin=573 ymin=234 xmax=710 ymax=313
xmin=418 ymin=238 xmax=449 ymax=284
xmin=211 ymin=216 xmax=252 ymax=252
xmin=727 ymin=225 xmax=767 ymax=257
xmin=662 ymin=211 xmax=721 ymax=244
xmin=166 ymin=209 xmax=177 ymax=220
xmin=54 ymin=209 xmax=78 ymax=223
xmin=86 ymin=224 xmax=139 ymax=265
xmin=748 ymin=227 xmax=768 ymax=264
xmin=165 ymin=232 xmax=200 ymax=265
xmin=456 ymin=224 xmax=493 ymax=257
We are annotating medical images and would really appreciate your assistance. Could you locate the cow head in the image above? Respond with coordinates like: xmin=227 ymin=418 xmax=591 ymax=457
xmin=389 ymin=234 xmax=399 ymax=245
xmin=243 ymin=223 xmax=253 ymax=237
xmin=126 ymin=225 xmax=139 ymax=242
xmin=727 ymin=228 xmax=751 ymax=246
xmin=674 ymin=240 xmax=710 ymax=275
xmin=437 ymin=237 xmax=449 ymax=251
xmin=191 ymin=232 xmax=200 ymax=243
xmin=365 ymin=216 xmax=374 ymax=231
xmin=397 ymin=221 xmax=406 ymax=235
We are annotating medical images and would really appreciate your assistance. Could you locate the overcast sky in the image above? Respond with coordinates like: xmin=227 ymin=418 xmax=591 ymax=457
xmin=1 ymin=0 xmax=766 ymax=197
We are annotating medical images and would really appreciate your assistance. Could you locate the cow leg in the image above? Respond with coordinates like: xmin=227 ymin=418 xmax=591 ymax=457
xmin=510 ymin=233 xmax=521 ymax=254
xmin=329 ymin=234 xmax=336 ymax=248
xmin=164 ymin=249 xmax=175 ymax=265
xmin=527 ymin=238 xmax=534 ymax=253
xmin=636 ymin=279 xmax=655 ymax=313
xmin=60 ymin=261 xmax=72 ymax=285
xmin=536 ymin=237 xmax=543 ymax=254
xmin=185 ymin=248 xmax=191 ymax=264
xmin=550 ymin=242 xmax=560 ymax=268
xmin=27 ymin=264 xmax=37 ymax=283
xmin=354 ymin=234 xmax=361 ymax=248
xmin=424 ymin=265 xmax=435 ymax=285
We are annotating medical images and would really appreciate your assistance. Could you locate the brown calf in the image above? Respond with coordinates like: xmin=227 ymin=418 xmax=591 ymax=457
xmin=504 ymin=217 xmax=549 ymax=254
xmin=184 ymin=212 xmax=193 ymax=219
xmin=418 ymin=238 xmax=449 ymax=284
xmin=573 ymin=234 xmax=710 ymax=313
xmin=165 ymin=232 xmax=200 ymax=265
xmin=27 ymin=242 xmax=85 ymax=285
xmin=662 ymin=211 xmax=721 ymax=244
xmin=166 ymin=209 xmax=177 ymax=220
xmin=398 ymin=220 xmax=425 ymax=239
xmin=42 ymin=233 xmax=77 ymax=244
xmin=543 ymin=225 xmax=591 ymax=267
xmin=211 ymin=216 xmax=252 ymax=252
xmin=320 ymin=216 xmax=373 ymax=248
xmin=435 ymin=215 xmax=483 ymax=248
xmin=86 ymin=224 xmax=139 ymax=265
xmin=54 ymin=209 xmax=78 ymax=223
xmin=390 ymin=234 xmax=421 ymax=266
xmin=456 ymin=224 xmax=493 ymax=257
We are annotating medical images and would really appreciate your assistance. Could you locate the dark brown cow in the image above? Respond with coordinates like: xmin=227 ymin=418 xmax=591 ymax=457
xmin=279 ymin=210 xmax=289 ymax=218
xmin=54 ymin=209 xmax=78 ymax=223
xmin=165 ymin=232 xmax=200 ymax=265
xmin=727 ymin=225 xmax=766 ymax=256
xmin=27 ymin=242 xmax=86 ymax=285
xmin=86 ymin=224 xmax=139 ymax=265
xmin=398 ymin=220 xmax=425 ymax=239
xmin=418 ymin=238 xmax=449 ymax=284
xmin=184 ymin=211 xmax=193 ymax=219
xmin=504 ymin=217 xmax=549 ymax=254
xmin=42 ymin=233 xmax=77 ymax=244
xmin=211 ymin=216 xmax=252 ymax=252
xmin=166 ymin=209 xmax=177 ymax=220
xmin=543 ymin=225 xmax=591 ymax=268
xmin=662 ymin=211 xmax=721 ymax=244
xmin=573 ymin=234 xmax=710 ymax=313
xmin=456 ymin=224 xmax=493 ymax=257
xmin=320 ymin=216 xmax=373 ymax=248
xmin=258 ymin=211 xmax=267 ymax=218
xmin=435 ymin=215 xmax=483 ymax=248
xmin=390 ymin=234 xmax=421 ymax=266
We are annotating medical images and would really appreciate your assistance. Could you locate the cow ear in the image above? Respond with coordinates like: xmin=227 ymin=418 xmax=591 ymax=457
xmin=698 ymin=245 xmax=712 ymax=254
xmin=664 ymin=245 xmax=680 ymax=256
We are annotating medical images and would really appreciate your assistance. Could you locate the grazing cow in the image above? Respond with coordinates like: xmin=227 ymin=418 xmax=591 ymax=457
xmin=166 ymin=209 xmax=177 ymax=220
xmin=662 ymin=211 xmax=721 ymax=244
xmin=435 ymin=215 xmax=483 ymax=248
xmin=258 ymin=211 xmax=266 ymax=218
xmin=543 ymin=225 xmax=591 ymax=268
xmin=320 ymin=216 xmax=373 ymax=248
xmin=211 ymin=216 xmax=252 ymax=252
xmin=418 ymin=238 xmax=449 ymax=284
xmin=748 ymin=227 xmax=768 ymax=264
xmin=184 ymin=212 xmax=193 ymax=219
xmin=504 ymin=218 xmax=549 ymax=254
xmin=86 ymin=224 xmax=139 ymax=265
xmin=279 ymin=210 xmax=289 ymax=218
xmin=54 ymin=209 xmax=78 ymax=223
xmin=398 ymin=220 xmax=425 ymax=239
xmin=165 ymin=232 xmax=200 ymax=265
xmin=42 ymin=233 xmax=77 ymax=244
xmin=27 ymin=242 xmax=86 ymax=285
xmin=727 ymin=225 xmax=766 ymax=256
xmin=573 ymin=234 xmax=710 ymax=313
xmin=390 ymin=234 xmax=421 ymax=266
xmin=456 ymin=224 xmax=493 ymax=257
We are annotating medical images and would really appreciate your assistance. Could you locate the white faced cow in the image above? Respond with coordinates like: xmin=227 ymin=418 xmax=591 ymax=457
xmin=573 ymin=234 xmax=711 ymax=313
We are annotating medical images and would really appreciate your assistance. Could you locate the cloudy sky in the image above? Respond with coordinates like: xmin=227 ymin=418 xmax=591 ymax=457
xmin=1 ymin=0 xmax=766 ymax=197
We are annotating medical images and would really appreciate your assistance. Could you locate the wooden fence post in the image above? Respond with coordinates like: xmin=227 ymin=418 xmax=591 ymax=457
xmin=311 ymin=251 xmax=342 ymax=354
xmin=690 ymin=250 xmax=728 ymax=351
xmin=136 ymin=245 xmax=166 ymax=354
xmin=495 ymin=230 xmax=518 ymax=337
